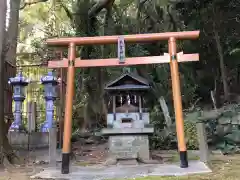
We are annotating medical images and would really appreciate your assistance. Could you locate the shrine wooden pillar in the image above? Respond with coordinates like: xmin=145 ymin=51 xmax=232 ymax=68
xmin=46 ymin=30 xmax=200 ymax=174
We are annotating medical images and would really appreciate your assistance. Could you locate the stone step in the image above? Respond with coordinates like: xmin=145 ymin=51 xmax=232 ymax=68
xmin=117 ymin=159 xmax=138 ymax=165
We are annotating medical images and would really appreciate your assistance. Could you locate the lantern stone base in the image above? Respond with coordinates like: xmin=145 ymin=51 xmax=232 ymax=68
xmin=102 ymin=128 xmax=153 ymax=163
xmin=8 ymin=131 xmax=52 ymax=149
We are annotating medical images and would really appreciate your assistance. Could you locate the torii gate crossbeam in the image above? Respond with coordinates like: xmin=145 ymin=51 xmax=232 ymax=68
xmin=46 ymin=30 xmax=200 ymax=174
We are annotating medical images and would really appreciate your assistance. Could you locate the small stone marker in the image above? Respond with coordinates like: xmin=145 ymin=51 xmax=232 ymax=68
xmin=49 ymin=127 xmax=57 ymax=166
xmin=196 ymin=122 xmax=209 ymax=163
xmin=27 ymin=101 xmax=36 ymax=132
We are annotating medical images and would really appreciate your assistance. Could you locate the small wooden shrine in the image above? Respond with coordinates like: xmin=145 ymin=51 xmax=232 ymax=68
xmin=102 ymin=72 xmax=154 ymax=164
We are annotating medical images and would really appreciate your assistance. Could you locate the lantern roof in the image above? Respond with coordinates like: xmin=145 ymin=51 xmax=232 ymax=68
xmin=41 ymin=71 xmax=58 ymax=85
xmin=105 ymin=72 xmax=150 ymax=91
xmin=8 ymin=72 xmax=29 ymax=86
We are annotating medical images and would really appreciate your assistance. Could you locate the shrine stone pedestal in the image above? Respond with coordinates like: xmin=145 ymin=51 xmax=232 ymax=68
xmin=102 ymin=127 xmax=153 ymax=163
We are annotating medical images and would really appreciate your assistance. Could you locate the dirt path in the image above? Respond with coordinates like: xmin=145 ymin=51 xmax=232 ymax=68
xmin=0 ymin=165 xmax=42 ymax=180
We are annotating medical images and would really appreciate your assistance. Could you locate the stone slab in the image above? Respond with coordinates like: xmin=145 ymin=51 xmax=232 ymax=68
xmin=102 ymin=128 xmax=154 ymax=135
xmin=31 ymin=161 xmax=212 ymax=180
xmin=149 ymin=161 xmax=212 ymax=176
xmin=107 ymin=113 xmax=150 ymax=128
xmin=117 ymin=159 xmax=138 ymax=165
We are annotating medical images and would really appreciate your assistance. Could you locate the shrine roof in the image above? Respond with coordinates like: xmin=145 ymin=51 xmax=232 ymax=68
xmin=105 ymin=72 xmax=150 ymax=91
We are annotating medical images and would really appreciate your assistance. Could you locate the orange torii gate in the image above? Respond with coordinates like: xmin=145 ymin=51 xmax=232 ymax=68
xmin=46 ymin=30 xmax=200 ymax=174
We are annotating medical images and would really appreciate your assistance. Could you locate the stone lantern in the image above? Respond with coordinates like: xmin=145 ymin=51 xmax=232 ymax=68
xmin=41 ymin=71 xmax=58 ymax=132
xmin=8 ymin=72 xmax=29 ymax=131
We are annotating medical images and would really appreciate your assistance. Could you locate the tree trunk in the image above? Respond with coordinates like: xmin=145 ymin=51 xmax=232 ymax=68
xmin=0 ymin=0 xmax=21 ymax=166
xmin=213 ymin=26 xmax=229 ymax=101
xmin=212 ymin=5 xmax=229 ymax=102
xmin=0 ymin=0 xmax=7 ymax=166
xmin=88 ymin=0 xmax=115 ymax=17
xmin=4 ymin=0 xmax=21 ymax=65
xmin=100 ymin=6 xmax=113 ymax=125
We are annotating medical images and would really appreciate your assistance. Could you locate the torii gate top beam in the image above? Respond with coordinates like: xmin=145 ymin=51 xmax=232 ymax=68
xmin=46 ymin=31 xmax=200 ymax=46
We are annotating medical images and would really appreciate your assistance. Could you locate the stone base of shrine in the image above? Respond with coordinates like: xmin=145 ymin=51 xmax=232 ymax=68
xmin=102 ymin=128 xmax=154 ymax=162
xmin=108 ymin=135 xmax=150 ymax=160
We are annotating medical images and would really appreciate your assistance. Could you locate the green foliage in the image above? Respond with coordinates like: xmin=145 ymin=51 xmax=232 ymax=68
xmin=184 ymin=120 xmax=198 ymax=150
xmin=150 ymin=105 xmax=199 ymax=150
xmin=150 ymin=106 xmax=173 ymax=149
xmin=185 ymin=104 xmax=240 ymax=154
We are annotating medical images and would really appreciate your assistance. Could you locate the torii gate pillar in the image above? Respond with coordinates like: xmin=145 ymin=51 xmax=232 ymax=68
xmin=169 ymin=37 xmax=187 ymax=167
xmin=61 ymin=43 xmax=76 ymax=174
